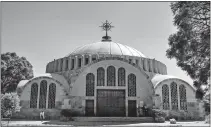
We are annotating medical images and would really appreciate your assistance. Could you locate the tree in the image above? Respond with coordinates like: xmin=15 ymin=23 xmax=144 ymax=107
xmin=1 ymin=52 xmax=34 ymax=93
xmin=166 ymin=2 xmax=210 ymax=96
xmin=1 ymin=92 xmax=20 ymax=118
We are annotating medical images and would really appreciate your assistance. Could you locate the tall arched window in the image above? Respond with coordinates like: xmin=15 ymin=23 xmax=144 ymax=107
xmin=86 ymin=73 xmax=95 ymax=96
xmin=30 ymin=83 xmax=38 ymax=108
xmin=118 ymin=67 xmax=125 ymax=86
xmin=39 ymin=80 xmax=47 ymax=109
xmin=162 ymin=84 xmax=170 ymax=110
xmin=48 ymin=83 xmax=56 ymax=109
xmin=179 ymin=85 xmax=187 ymax=110
xmin=128 ymin=73 xmax=136 ymax=96
xmin=107 ymin=66 xmax=115 ymax=86
xmin=170 ymin=82 xmax=178 ymax=110
xmin=97 ymin=67 xmax=105 ymax=86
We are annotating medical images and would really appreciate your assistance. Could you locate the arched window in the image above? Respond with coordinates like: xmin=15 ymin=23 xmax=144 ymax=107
xmin=39 ymin=80 xmax=47 ymax=109
xmin=30 ymin=83 xmax=38 ymax=108
xmin=179 ymin=85 xmax=187 ymax=110
xmin=128 ymin=73 xmax=136 ymax=96
xmin=86 ymin=73 xmax=95 ymax=96
xmin=118 ymin=67 xmax=125 ymax=86
xmin=48 ymin=83 xmax=56 ymax=109
xmin=107 ymin=66 xmax=116 ymax=86
xmin=170 ymin=82 xmax=178 ymax=110
xmin=97 ymin=67 xmax=105 ymax=86
xmin=162 ymin=84 xmax=170 ymax=110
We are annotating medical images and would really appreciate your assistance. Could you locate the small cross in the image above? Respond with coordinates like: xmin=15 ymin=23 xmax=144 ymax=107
xmin=99 ymin=20 xmax=114 ymax=37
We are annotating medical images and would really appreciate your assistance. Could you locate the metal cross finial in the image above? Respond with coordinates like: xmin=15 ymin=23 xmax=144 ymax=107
xmin=99 ymin=20 xmax=114 ymax=37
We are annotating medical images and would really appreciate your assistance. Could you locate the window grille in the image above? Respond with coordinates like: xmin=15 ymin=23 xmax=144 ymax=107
xmin=48 ymin=83 xmax=56 ymax=109
xmin=118 ymin=67 xmax=125 ymax=86
xmin=170 ymin=82 xmax=178 ymax=110
xmin=107 ymin=66 xmax=116 ymax=86
xmin=162 ymin=84 xmax=170 ymax=110
xmin=179 ymin=85 xmax=187 ymax=110
xmin=128 ymin=73 xmax=136 ymax=96
xmin=39 ymin=80 xmax=47 ymax=109
xmin=30 ymin=83 xmax=38 ymax=108
xmin=86 ymin=73 xmax=95 ymax=96
xmin=97 ymin=67 xmax=105 ymax=86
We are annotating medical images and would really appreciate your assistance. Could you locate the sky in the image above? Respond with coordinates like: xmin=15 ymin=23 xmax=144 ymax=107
xmin=1 ymin=2 xmax=193 ymax=85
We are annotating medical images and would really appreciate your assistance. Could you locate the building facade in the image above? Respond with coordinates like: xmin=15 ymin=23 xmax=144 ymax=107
xmin=17 ymin=36 xmax=202 ymax=119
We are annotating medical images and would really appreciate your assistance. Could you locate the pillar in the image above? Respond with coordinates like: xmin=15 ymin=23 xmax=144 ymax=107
xmin=68 ymin=57 xmax=72 ymax=70
xmin=89 ymin=55 xmax=92 ymax=64
xmin=75 ymin=56 xmax=78 ymax=69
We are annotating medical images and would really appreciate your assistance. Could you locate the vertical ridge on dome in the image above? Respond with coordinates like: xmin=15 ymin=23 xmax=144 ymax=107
xmin=114 ymin=42 xmax=124 ymax=56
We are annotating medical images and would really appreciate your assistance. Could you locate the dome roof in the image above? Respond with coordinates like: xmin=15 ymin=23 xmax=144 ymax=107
xmin=66 ymin=41 xmax=146 ymax=58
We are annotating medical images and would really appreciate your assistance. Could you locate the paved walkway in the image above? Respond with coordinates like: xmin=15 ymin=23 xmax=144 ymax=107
xmin=1 ymin=120 xmax=210 ymax=127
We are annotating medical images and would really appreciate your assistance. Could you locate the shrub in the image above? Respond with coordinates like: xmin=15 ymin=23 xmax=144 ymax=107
xmin=170 ymin=118 xmax=176 ymax=124
xmin=1 ymin=93 xmax=20 ymax=118
xmin=155 ymin=116 xmax=165 ymax=123
xmin=60 ymin=109 xmax=82 ymax=121
xmin=151 ymin=109 xmax=167 ymax=118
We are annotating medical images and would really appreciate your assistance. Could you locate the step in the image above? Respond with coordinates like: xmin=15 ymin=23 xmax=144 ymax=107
xmin=72 ymin=117 xmax=154 ymax=122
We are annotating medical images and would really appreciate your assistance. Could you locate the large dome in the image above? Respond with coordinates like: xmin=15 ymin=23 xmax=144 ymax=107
xmin=66 ymin=41 xmax=146 ymax=58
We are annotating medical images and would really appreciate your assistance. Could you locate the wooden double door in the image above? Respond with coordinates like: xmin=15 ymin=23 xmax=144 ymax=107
xmin=97 ymin=90 xmax=126 ymax=116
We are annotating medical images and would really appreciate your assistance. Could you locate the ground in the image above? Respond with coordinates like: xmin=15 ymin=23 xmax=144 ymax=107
xmin=1 ymin=120 xmax=209 ymax=127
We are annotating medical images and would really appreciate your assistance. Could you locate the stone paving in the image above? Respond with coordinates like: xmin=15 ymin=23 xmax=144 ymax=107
xmin=1 ymin=120 xmax=210 ymax=127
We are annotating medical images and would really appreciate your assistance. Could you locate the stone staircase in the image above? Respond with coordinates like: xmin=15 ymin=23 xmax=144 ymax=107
xmin=72 ymin=117 xmax=154 ymax=122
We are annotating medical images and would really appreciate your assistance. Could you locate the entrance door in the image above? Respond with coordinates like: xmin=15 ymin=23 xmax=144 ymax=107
xmin=97 ymin=90 xmax=125 ymax=116
xmin=128 ymin=100 xmax=137 ymax=117
xmin=85 ymin=100 xmax=94 ymax=116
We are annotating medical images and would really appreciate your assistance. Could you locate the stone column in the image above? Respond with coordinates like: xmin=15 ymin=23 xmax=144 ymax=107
xmin=89 ymin=55 xmax=92 ymax=64
xmin=125 ymin=71 xmax=128 ymax=117
xmin=169 ymin=84 xmax=172 ymax=110
xmin=57 ymin=59 xmax=61 ymax=72
xmin=53 ymin=60 xmax=57 ymax=72
xmin=62 ymin=58 xmax=66 ymax=71
xmin=81 ymin=55 xmax=85 ymax=67
xmin=37 ymin=81 xmax=41 ymax=109
xmin=177 ymin=84 xmax=181 ymax=110
xmin=68 ymin=57 xmax=72 ymax=70
xmin=46 ymin=83 xmax=49 ymax=109
xmin=75 ymin=56 xmax=78 ymax=69
xmin=144 ymin=58 xmax=148 ymax=72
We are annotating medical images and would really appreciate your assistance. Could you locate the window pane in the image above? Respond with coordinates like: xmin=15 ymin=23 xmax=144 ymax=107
xmin=30 ymin=83 xmax=38 ymax=108
xmin=162 ymin=84 xmax=170 ymax=110
xmin=86 ymin=73 xmax=95 ymax=96
xmin=118 ymin=68 xmax=125 ymax=86
xmin=97 ymin=67 xmax=105 ymax=86
xmin=39 ymin=80 xmax=47 ymax=109
xmin=48 ymin=83 xmax=56 ymax=109
xmin=107 ymin=66 xmax=116 ymax=86
xmin=170 ymin=82 xmax=178 ymax=110
xmin=128 ymin=74 xmax=136 ymax=96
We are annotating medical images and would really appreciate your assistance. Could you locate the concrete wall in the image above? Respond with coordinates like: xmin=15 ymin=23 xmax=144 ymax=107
xmin=70 ymin=60 xmax=154 ymax=116
xmin=154 ymin=78 xmax=196 ymax=111
xmin=46 ymin=55 xmax=167 ymax=76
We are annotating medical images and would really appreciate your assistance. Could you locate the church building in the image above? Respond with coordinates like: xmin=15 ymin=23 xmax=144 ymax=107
xmin=17 ymin=21 xmax=202 ymax=119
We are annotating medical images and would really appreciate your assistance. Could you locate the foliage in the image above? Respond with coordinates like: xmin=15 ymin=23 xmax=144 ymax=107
xmin=203 ymin=93 xmax=210 ymax=115
xmin=166 ymin=2 xmax=210 ymax=94
xmin=151 ymin=109 xmax=167 ymax=118
xmin=1 ymin=92 xmax=20 ymax=118
xmin=60 ymin=109 xmax=82 ymax=121
xmin=1 ymin=52 xmax=34 ymax=93
xmin=170 ymin=118 xmax=177 ymax=124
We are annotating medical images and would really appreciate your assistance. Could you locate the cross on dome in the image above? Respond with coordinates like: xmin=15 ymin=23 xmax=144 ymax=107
xmin=99 ymin=20 xmax=114 ymax=42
